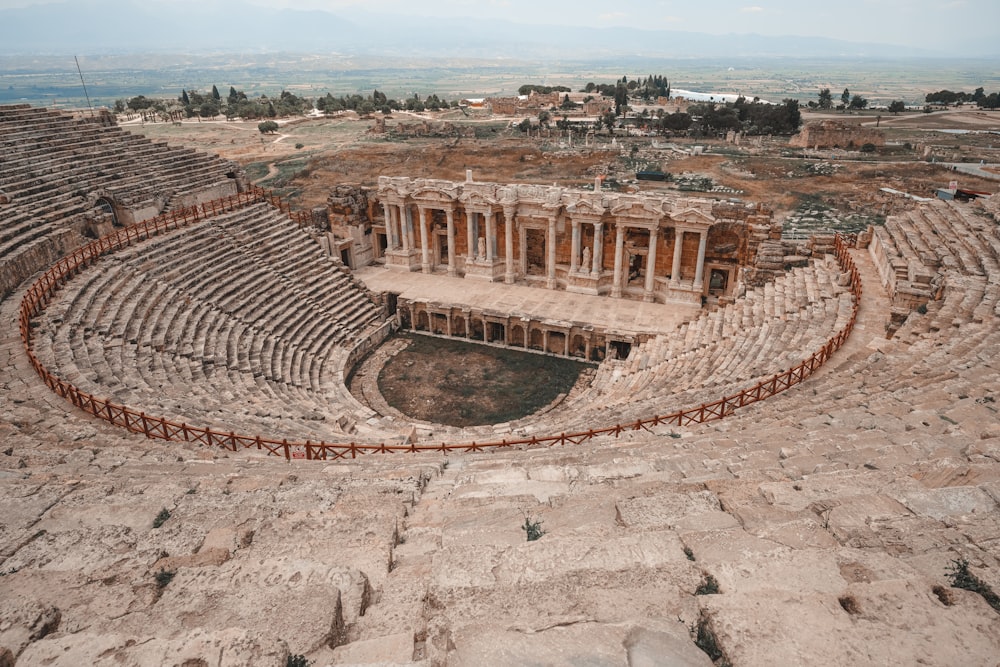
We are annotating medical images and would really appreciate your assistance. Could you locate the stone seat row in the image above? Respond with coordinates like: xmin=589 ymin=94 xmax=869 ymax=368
xmin=435 ymin=257 xmax=854 ymax=442
xmin=32 ymin=202 xmax=387 ymax=444
xmin=870 ymin=200 xmax=1000 ymax=306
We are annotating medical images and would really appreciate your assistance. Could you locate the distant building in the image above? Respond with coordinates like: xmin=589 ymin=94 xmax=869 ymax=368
xmin=789 ymin=120 xmax=885 ymax=150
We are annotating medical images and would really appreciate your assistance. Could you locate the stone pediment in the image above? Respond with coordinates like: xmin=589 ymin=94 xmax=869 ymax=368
xmin=410 ymin=186 xmax=459 ymax=203
xmin=670 ymin=206 xmax=716 ymax=226
xmin=565 ymin=197 xmax=606 ymax=217
xmin=610 ymin=198 xmax=663 ymax=219
xmin=458 ymin=190 xmax=498 ymax=208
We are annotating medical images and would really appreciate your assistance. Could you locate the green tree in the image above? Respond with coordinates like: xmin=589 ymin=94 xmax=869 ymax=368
xmin=601 ymin=111 xmax=617 ymax=135
xmin=211 ymin=85 xmax=220 ymax=101
xmin=888 ymin=100 xmax=905 ymax=114
xmin=614 ymin=82 xmax=628 ymax=116
xmin=181 ymin=89 xmax=190 ymax=106
xmin=660 ymin=112 xmax=692 ymax=133
xmin=980 ymin=92 xmax=1000 ymax=109
xmin=818 ymin=88 xmax=833 ymax=109
xmin=849 ymin=94 xmax=868 ymax=110
xmin=841 ymin=88 xmax=850 ymax=110
xmin=257 ymin=120 xmax=279 ymax=134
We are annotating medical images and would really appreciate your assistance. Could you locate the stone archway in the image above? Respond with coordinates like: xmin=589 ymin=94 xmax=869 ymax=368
xmin=510 ymin=324 xmax=525 ymax=347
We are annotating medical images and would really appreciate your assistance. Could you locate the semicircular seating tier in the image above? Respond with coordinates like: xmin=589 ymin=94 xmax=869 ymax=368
xmin=30 ymin=201 xmax=388 ymax=443
xmin=32 ymin=215 xmax=854 ymax=446
xmin=0 ymin=104 xmax=243 ymax=299
xmin=868 ymin=198 xmax=1000 ymax=339
xmin=450 ymin=254 xmax=857 ymax=441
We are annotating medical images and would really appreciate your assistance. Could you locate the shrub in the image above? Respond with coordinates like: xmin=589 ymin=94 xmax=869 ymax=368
xmin=695 ymin=574 xmax=720 ymax=595
xmin=838 ymin=595 xmax=860 ymax=615
xmin=295 ymin=143 xmax=304 ymax=149
xmin=522 ymin=515 xmax=545 ymax=542
xmin=692 ymin=615 xmax=730 ymax=666
xmin=286 ymin=655 xmax=312 ymax=667
xmin=683 ymin=546 xmax=696 ymax=561
xmin=946 ymin=558 xmax=1000 ymax=613
xmin=154 ymin=568 xmax=175 ymax=588
xmin=152 ymin=508 xmax=171 ymax=528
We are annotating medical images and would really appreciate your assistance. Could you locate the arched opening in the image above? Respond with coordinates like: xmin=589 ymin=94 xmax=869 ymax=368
xmin=96 ymin=197 xmax=120 ymax=227
xmin=431 ymin=313 xmax=448 ymax=335
xmin=547 ymin=331 xmax=566 ymax=355
xmin=470 ymin=318 xmax=484 ymax=340
xmin=710 ymin=269 xmax=729 ymax=294
xmin=510 ymin=324 xmax=525 ymax=347
xmin=529 ymin=327 xmax=544 ymax=350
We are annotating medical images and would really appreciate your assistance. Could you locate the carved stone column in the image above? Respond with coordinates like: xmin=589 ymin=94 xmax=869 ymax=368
xmin=570 ymin=219 xmax=580 ymax=273
xmin=611 ymin=222 xmax=625 ymax=298
xmin=418 ymin=207 xmax=431 ymax=274
xmin=485 ymin=210 xmax=496 ymax=261
xmin=670 ymin=228 xmax=684 ymax=283
xmin=519 ymin=226 xmax=528 ymax=279
xmin=592 ymin=222 xmax=603 ymax=275
xmin=694 ymin=229 xmax=708 ymax=288
xmin=382 ymin=202 xmax=395 ymax=250
xmin=398 ymin=205 xmax=410 ymax=251
xmin=503 ymin=205 xmax=515 ymax=284
xmin=466 ymin=211 xmax=476 ymax=259
xmin=446 ymin=207 xmax=456 ymax=277
xmin=546 ymin=216 xmax=558 ymax=289
xmin=644 ymin=226 xmax=658 ymax=301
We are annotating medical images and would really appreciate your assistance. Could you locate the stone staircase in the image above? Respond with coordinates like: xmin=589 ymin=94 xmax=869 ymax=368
xmin=0 ymin=104 xmax=241 ymax=299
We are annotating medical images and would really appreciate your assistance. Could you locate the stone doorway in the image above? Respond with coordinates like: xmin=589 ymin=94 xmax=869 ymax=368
xmin=525 ymin=228 xmax=546 ymax=275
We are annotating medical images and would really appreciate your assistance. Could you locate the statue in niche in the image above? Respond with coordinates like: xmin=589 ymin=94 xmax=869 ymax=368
xmin=581 ymin=246 xmax=591 ymax=272
xmin=478 ymin=236 xmax=487 ymax=261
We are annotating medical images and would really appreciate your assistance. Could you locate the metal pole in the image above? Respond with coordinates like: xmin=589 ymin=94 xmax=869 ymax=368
xmin=74 ymin=56 xmax=94 ymax=116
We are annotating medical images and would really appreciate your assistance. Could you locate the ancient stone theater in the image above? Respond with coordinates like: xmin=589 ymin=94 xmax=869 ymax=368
xmin=2 ymin=104 xmax=999 ymax=666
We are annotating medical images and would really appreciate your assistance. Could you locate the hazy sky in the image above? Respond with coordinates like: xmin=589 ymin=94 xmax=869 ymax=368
xmin=2 ymin=0 xmax=997 ymax=51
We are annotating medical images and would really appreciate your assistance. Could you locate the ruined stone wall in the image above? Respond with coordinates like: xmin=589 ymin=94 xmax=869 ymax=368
xmin=584 ymin=99 xmax=612 ymax=116
xmin=0 ymin=228 xmax=81 ymax=301
xmin=388 ymin=121 xmax=475 ymax=139
xmin=489 ymin=98 xmax=519 ymax=115
xmin=789 ymin=120 xmax=885 ymax=150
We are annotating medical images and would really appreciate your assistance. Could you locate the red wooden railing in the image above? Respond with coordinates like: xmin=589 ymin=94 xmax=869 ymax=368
xmin=19 ymin=191 xmax=862 ymax=461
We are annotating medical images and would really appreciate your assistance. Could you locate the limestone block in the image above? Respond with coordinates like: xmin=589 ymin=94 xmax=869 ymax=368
xmin=676 ymin=527 xmax=788 ymax=565
xmin=702 ymin=578 xmax=1000 ymax=667
xmin=155 ymin=559 xmax=360 ymax=651
xmin=16 ymin=628 xmax=287 ymax=667
xmin=893 ymin=486 xmax=997 ymax=522
xmin=710 ymin=549 xmax=848 ymax=596
xmin=331 ymin=631 xmax=415 ymax=665
xmin=449 ymin=623 xmax=629 ymax=667
xmin=614 ymin=490 xmax=729 ymax=530
xmin=624 ymin=625 xmax=715 ymax=667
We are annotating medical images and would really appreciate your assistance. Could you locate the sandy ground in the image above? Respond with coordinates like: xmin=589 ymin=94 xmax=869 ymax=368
xmin=125 ymin=108 xmax=1000 ymax=217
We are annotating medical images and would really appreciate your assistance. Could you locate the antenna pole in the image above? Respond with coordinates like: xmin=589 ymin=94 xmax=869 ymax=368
xmin=74 ymin=55 xmax=94 ymax=116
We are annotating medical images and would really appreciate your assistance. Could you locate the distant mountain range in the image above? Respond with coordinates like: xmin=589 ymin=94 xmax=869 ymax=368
xmin=0 ymin=1 xmax=961 ymax=59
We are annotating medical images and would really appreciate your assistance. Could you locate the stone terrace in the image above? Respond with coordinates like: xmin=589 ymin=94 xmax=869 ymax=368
xmin=0 ymin=104 xmax=241 ymax=299
xmin=30 ymin=201 xmax=386 ymax=444
xmin=1 ymin=105 xmax=999 ymax=666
